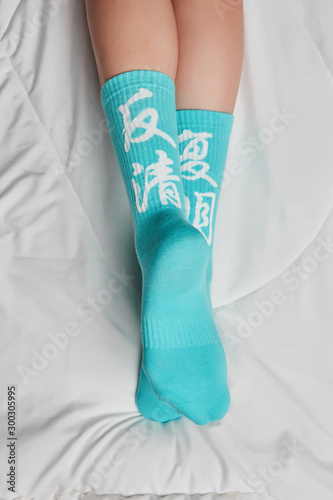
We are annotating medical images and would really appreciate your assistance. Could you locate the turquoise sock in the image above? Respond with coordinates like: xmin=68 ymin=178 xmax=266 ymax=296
xmin=101 ymin=70 xmax=229 ymax=425
xmin=136 ymin=365 xmax=181 ymax=423
xmin=176 ymin=109 xmax=234 ymax=290
xmin=136 ymin=109 xmax=234 ymax=422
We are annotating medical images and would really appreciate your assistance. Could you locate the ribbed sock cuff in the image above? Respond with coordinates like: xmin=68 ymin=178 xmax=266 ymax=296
xmin=142 ymin=308 xmax=221 ymax=349
xmin=176 ymin=109 xmax=234 ymax=131
xmin=101 ymin=69 xmax=176 ymax=106
xmin=176 ymin=109 xmax=234 ymax=246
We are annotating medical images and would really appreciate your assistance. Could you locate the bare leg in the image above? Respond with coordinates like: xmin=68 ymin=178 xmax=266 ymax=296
xmin=85 ymin=0 xmax=178 ymax=86
xmin=172 ymin=0 xmax=244 ymax=113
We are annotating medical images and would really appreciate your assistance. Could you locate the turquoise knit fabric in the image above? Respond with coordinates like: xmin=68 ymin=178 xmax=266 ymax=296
xmin=136 ymin=109 xmax=234 ymax=423
xmin=177 ymin=109 xmax=234 ymax=289
xmin=101 ymin=71 xmax=230 ymax=425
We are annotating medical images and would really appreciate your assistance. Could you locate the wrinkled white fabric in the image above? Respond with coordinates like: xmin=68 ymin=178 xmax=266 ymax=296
xmin=0 ymin=1 xmax=332 ymax=500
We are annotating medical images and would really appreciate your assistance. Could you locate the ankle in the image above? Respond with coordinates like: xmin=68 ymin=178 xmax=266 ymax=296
xmin=134 ymin=209 xmax=187 ymax=256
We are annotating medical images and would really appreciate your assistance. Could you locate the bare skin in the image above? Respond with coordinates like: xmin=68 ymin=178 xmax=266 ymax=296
xmin=85 ymin=0 xmax=243 ymax=113
xmin=85 ymin=0 xmax=179 ymax=85
xmin=172 ymin=0 xmax=244 ymax=113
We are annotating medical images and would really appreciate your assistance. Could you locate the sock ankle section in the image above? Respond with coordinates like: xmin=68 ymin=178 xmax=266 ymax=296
xmin=142 ymin=307 xmax=220 ymax=348
xmin=176 ymin=109 xmax=234 ymax=283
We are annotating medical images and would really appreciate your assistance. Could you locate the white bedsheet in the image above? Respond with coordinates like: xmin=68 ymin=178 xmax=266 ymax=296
xmin=0 ymin=1 xmax=333 ymax=499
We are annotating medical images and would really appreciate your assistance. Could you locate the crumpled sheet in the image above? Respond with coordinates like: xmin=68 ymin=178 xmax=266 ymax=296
xmin=0 ymin=1 xmax=332 ymax=499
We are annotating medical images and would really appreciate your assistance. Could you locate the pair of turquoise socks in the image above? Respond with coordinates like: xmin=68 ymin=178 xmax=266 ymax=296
xmin=101 ymin=70 xmax=233 ymax=425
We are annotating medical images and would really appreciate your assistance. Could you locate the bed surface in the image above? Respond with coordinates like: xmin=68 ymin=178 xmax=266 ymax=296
xmin=0 ymin=1 xmax=333 ymax=499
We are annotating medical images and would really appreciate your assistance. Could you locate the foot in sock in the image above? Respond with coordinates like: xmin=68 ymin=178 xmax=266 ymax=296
xmin=138 ymin=210 xmax=230 ymax=425
xmin=136 ymin=365 xmax=181 ymax=423
xmin=101 ymin=70 xmax=230 ymax=425
xmin=136 ymin=108 xmax=234 ymax=422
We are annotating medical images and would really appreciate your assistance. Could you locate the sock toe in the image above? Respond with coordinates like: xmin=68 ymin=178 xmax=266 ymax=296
xmin=136 ymin=365 xmax=181 ymax=423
